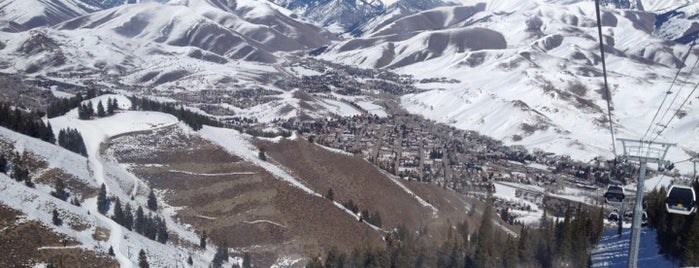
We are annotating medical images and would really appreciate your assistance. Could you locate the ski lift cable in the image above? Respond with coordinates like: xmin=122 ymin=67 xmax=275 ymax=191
xmin=649 ymin=80 xmax=699 ymax=145
xmin=647 ymin=39 xmax=699 ymax=142
xmin=640 ymin=39 xmax=697 ymax=144
xmin=594 ymin=0 xmax=617 ymax=159
xmin=649 ymin=158 xmax=697 ymax=192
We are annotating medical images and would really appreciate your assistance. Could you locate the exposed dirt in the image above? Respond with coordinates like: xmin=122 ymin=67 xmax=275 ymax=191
xmin=107 ymin=126 xmax=384 ymax=267
xmin=258 ymin=138 xmax=485 ymax=243
xmin=0 ymin=205 xmax=118 ymax=268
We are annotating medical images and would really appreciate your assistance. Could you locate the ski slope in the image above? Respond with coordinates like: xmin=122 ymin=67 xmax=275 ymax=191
xmin=591 ymin=228 xmax=674 ymax=268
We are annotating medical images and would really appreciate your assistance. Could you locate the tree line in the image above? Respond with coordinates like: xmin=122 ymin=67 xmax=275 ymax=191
xmin=57 ymin=128 xmax=88 ymax=157
xmin=645 ymin=183 xmax=699 ymax=266
xmin=46 ymin=88 xmax=99 ymax=118
xmin=128 ymin=96 xmax=222 ymax=131
xmin=309 ymin=200 xmax=604 ymax=268
xmin=0 ymin=103 xmax=55 ymax=144
xmin=104 ymin=187 xmax=169 ymax=244
xmin=341 ymin=199 xmax=382 ymax=228
xmin=77 ymin=98 xmax=119 ymax=120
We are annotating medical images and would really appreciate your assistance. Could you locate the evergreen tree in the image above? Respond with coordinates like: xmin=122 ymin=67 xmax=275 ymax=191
xmin=474 ymin=204 xmax=495 ymax=268
xmin=305 ymin=256 xmax=323 ymax=268
xmin=124 ymin=203 xmax=134 ymax=230
xmin=326 ymin=188 xmax=334 ymax=201
xmin=112 ymin=198 xmax=124 ymax=226
xmin=87 ymin=88 xmax=97 ymax=99
xmin=0 ymin=154 xmax=7 ymax=174
xmin=156 ymin=216 xmax=168 ymax=243
xmin=258 ymin=149 xmax=267 ymax=161
xmin=52 ymin=209 xmax=61 ymax=226
xmin=135 ymin=206 xmax=145 ymax=234
xmin=343 ymin=199 xmax=359 ymax=214
xmin=108 ymin=246 xmax=114 ymax=256
xmin=147 ymin=189 xmax=158 ymax=211
xmin=86 ymin=101 xmax=94 ymax=118
xmin=324 ymin=246 xmax=346 ymax=268
xmin=200 ymin=230 xmax=207 ymax=249
xmin=107 ymin=98 xmax=115 ymax=115
xmin=97 ymin=100 xmax=106 ymax=117
xmin=502 ymin=236 xmax=519 ymax=268
xmin=187 ymin=255 xmax=193 ymax=265
xmin=97 ymin=183 xmax=108 ymax=214
xmin=558 ymin=203 xmax=573 ymax=263
xmin=57 ymin=128 xmax=88 ymax=156
xmin=11 ymin=166 xmax=29 ymax=183
xmin=212 ymin=242 xmax=229 ymax=268
xmin=50 ymin=178 xmax=69 ymax=201
xmin=138 ymin=249 xmax=149 ymax=268
xmin=683 ymin=215 xmax=699 ymax=266
xmin=242 ymin=252 xmax=251 ymax=268
xmin=24 ymin=173 xmax=34 ymax=188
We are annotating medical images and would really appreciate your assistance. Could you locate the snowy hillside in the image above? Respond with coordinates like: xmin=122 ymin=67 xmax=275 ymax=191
xmin=591 ymin=228 xmax=673 ymax=267
xmin=0 ymin=104 xmax=225 ymax=267
xmin=318 ymin=0 xmax=699 ymax=172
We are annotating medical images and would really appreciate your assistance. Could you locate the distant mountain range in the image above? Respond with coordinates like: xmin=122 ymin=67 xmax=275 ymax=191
xmin=0 ymin=0 xmax=697 ymax=168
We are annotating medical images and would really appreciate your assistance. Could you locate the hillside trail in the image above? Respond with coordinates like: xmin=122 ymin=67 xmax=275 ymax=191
xmin=87 ymin=151 xmax=132 ymax=267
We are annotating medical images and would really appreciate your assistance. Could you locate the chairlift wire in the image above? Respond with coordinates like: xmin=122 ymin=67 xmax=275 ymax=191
xmin=594 ymin=0 xmax=617 ymax=159
xmin=640 ymin=39 xmax=697 ymax=144
xmin=649 ymin=79 xmax=699 ymax=144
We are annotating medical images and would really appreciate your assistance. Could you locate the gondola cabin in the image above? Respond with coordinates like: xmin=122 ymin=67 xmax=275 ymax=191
xmin=604 ymin=184 xmax=625 ymax=205
xmin=665 ymin=184 xmax=696 ymax=215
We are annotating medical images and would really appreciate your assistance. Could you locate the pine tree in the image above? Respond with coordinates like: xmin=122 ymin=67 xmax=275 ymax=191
xmin=258 ymin=149 xmax=267 ymax=161
xmin=24 ymin=173 xmax=34 ymax=188
xmin=187 ymin=255 xmax=193 ymax=265
xmin=324 ymin=246 xmax=346 ymax=268
xmin=474 ymin=204 xmax=495 ymax=268
xmin=138 ymin=249 xmax=149 ymax=268
xmin=135 ymin=206 xmax=145 ymax=234
xmin=11 ymin=166 xmax=29 ymax=182
xmin=147 ymin=189 xmax=158 ymax=211
xmin=156 ymin=216 xmax=168 ymax=243
xmin=559 ymin=203 xmax=573 ymax=262
xmin=87 ymin=88 xmax=97 ymax=99
xmin=305 ymin=256 xmax=323 ymax=268
xmin=97 ymin=183 xmax=108 ymax=214
xmin=242 ymin=252 xmax=251 ymax=268
xmin=51 ymin=178 xmax=69 ymax=201
xmin=112 ymin=198 xmax=124 ymax=226
xmin=108 ymin=246 xmax=114 ymax=256
xmin=87 ymin=101 xmax=94 ymax=118
xmin=683 ymin=215 xmax=699 ymax=266
xmin=97 ymin=100 xmax=106 ymax=117
xmin=107 ymin=98 xmax=115 ymax=115
xmin=52 ymin=209 xmax=61 ymax=226
xmin=200 ymin=230 xmax=207 ymax=249
xmin=326 ymin=188 xmax=334 ymax=201
xmin=212 ymin=242 xmax=229 ymax=268
xmin=0 ymin=154 xmax=7 ymax=174
xmin=124 ymin=203 xmax=134 ymax=230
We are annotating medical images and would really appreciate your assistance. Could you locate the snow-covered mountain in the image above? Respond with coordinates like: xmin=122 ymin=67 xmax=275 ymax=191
xmin=1 ymin=0 xmax=697 ymax=169
xmin=0 ymin=0 xmax=99 ymax=31
xmin=315 ymin=0 xmax=699 ymax=172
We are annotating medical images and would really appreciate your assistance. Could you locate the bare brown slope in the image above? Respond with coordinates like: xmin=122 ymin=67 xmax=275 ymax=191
xmin=256 ymin=138 xmax=474 ymax=238
xmin=0 ymin=205 xmax=117 ymax=268
xmin=107 ymin=126 xmax=384 ymax=266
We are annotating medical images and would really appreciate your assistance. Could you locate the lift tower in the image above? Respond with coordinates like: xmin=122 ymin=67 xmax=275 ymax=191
xmin=617 ymin=138 xmax=674 ymax=268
